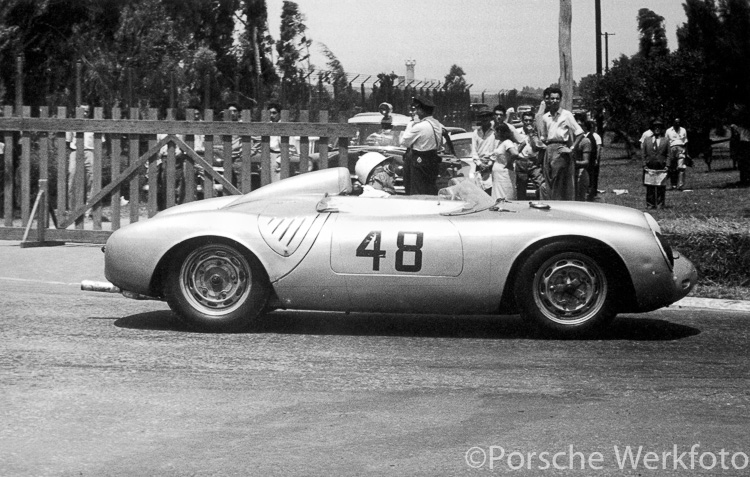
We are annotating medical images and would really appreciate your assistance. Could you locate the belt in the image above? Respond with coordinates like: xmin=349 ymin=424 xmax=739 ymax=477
xmin=545 ymin=139 xmax=568 ymax=145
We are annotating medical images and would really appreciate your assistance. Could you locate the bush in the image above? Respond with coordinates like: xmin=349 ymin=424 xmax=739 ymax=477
xmin=662 ymin=217 xmax=750 ymax=287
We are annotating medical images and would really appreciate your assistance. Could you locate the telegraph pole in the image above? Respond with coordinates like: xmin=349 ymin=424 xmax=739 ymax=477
xmin=595 ymin=0 xmax=602 ymax=77
xmin=595 ymin=0 xmax=603 ymax=135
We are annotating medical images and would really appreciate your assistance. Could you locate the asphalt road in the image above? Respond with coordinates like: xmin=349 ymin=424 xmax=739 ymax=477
xmin=1 ymin=241 xmax=749 ymax=476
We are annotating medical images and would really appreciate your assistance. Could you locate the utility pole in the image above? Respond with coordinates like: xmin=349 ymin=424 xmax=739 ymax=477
xmin=595 ymin=0 xmax=603 ymax=135
xmin=559 ymin=0 xmax=573 ymax=111
xmin=602 ymin=32 xmax=615 ymax=72
xmin=595 ymin=0 xmax=602 ymax=78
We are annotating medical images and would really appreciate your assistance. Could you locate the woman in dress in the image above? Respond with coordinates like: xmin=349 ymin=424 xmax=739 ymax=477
xmin=490 ymin=123 xmax=520 ymax=200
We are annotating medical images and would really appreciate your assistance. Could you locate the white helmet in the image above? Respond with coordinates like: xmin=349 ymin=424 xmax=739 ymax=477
xmin=355 ymin=152 xmax=388 ymax=185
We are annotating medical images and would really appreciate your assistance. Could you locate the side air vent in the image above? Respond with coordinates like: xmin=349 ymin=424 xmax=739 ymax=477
xmin=258 ymin=215 xmax=317 ymax=257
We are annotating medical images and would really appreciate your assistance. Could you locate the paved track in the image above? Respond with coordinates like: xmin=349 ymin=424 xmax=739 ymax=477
xmin=2 ymin=241 xmax=749 ymax=476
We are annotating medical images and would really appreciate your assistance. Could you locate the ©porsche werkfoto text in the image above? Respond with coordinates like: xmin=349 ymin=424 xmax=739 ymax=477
xmin=464 ymin=444 xmax=749 ymax=471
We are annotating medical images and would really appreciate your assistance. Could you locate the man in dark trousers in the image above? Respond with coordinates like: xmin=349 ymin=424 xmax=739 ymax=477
xmin=641 ymin=118 xmax=670 ymax=209
xmin=400 ymin=96 xmax=446 ymax=195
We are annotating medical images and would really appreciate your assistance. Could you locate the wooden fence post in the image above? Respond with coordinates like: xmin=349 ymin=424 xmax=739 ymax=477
xmin=111 ymin=107 xmax=122 ymax=231
xmin=56 ymin=106 xmax=67 ymax=219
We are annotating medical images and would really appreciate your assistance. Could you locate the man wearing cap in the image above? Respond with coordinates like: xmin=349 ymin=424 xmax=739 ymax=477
xmin=400 ymin=96 xmax=446 ymax=195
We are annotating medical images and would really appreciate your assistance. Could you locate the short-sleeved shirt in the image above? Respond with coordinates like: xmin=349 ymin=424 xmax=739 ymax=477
xmin=400 ymin=116 xmax=444 ymax=151
xmin=541 ymin=109 xmax=583 ymax=146
xmin=665 ymin=126 xmax=688 ymax=147
xmin=573 ymin=136 xmax=592 ymax=169
xmin=470 ymin=127 xmax=499 ymax=160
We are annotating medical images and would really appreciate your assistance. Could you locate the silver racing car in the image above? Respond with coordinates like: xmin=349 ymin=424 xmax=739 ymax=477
xmin=84 ymin=167 xmax=697 ymax=337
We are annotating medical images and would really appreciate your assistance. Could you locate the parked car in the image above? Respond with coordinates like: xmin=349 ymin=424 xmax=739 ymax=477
xmin=347 ymin=111 xmax=412 ymax=146
xmin=86 ymin=166 xmax=697 ymax=337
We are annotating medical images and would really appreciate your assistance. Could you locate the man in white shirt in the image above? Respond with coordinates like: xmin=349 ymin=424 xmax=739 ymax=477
xmin=66 ymin=104 xmax=105 ymax=212
xmin=469 ymin=110 xmax=498 ymax=192
xmin=665 ymin=117 xmax=688 ymax=190
xmin=540 ymin=88 xmax=583 ymax=201
xmin=516 ymin=111 xmax=546 ymax=200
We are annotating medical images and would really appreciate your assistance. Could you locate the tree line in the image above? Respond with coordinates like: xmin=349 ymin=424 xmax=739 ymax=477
xmin=0 ymin=0 xmax=475 ymax=121
xmin=579 ymin=0 xmax=750 ymax=152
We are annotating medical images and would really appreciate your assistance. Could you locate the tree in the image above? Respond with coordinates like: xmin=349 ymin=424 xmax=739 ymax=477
xmin=319 ymin=42 xmax=356 ymax=115
xmin=443 ymin=64 xmax=466 ymax=92
xmin=275 ymin=1 xmax=313 ymax=109
xmin=238 ymin=0 xmax=278 ymax=107
xmin=637 ymin=8 xmax=670 ymax=58
xmin=0 ymin=0 xmax=114 ymax=106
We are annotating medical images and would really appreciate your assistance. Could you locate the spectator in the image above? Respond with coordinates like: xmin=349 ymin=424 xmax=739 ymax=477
xmin=400 ymin=96 xmax=446 ymax=195
xmin=572 ymin=113 xmax=592 ymax=201
xmin=641 ymin=118 xmax=669 ymax=209
xmin=540 ymin=87 xmax=583 ymax=201
xmin=587 ymin=120 xmax=602 ymax=201
xmin=730 ymin=124 xmax=750 ymax=185
xmin=66 ymin=104 xmax=106 ymax=214
xmin=250 ymin=102 xmax=283 ymax=183
xmin=492 ymin=104 xmax=526 ymax=143
xmin=469 ymin=109 xmax=498 ymax=194
xmin=665 ymin=117 xmax=688 ymax=190
xmin=490 ymin=122 xmax=519 ymax=200
xmin=516 ymin=110 xmax=546 ymax=200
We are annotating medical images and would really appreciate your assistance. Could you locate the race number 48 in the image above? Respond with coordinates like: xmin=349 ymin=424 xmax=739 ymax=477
xmin=356 ymin=231 xmax=423 ymax=272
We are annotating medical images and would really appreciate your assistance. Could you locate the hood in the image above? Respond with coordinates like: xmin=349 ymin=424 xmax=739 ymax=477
xmin=512 ymin=200 xmax=651 ymax=229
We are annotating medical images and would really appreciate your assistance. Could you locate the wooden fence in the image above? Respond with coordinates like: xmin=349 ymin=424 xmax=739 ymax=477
xmin=0 ymin=106 xmax=356 ymax=244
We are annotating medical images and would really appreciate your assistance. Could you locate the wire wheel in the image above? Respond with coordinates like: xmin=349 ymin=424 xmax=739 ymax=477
xmin=179 ymin=243 xmax=253 ymax=317
xmin=533 ymin=254 xmax=607 ymax=325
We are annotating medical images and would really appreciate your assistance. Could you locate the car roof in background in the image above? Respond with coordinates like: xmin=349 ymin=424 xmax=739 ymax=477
xmin=348 ymin=112 xmax=412 ymax=126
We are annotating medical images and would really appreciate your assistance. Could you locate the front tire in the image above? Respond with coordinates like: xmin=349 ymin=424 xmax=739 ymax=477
xmin=515 ymin=242 xmax=615 ymax=337
xmin=165 ymin=241 xmax=269 ymax=332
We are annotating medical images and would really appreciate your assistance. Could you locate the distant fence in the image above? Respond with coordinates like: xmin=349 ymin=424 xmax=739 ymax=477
xmin=0 ymin=105 xmax=356 ymax=244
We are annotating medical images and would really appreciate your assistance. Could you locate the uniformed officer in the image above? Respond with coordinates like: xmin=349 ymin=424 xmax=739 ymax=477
xmin=400 ymin=96 xmax=446 ymax=195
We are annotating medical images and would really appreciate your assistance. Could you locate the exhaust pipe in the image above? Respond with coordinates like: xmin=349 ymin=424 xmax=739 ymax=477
xmin=81 ymin=280 xmax=121 ymax=293
xmin=81 ymin=280 xmax=159 ymax=301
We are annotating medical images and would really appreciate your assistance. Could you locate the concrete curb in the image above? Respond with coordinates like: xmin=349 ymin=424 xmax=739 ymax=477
xmin=673 ymin=296 xmax=750 ymax=313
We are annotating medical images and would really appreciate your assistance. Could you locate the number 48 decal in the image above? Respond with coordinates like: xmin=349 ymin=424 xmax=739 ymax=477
xmin=356 ymin=231 xmax=424 ymax=272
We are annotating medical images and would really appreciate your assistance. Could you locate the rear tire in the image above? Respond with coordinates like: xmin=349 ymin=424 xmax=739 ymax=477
xmin=165 ymin=241 xmax=269 ymax=332
xmin=515 ymin=242 xmax=615 ymax=337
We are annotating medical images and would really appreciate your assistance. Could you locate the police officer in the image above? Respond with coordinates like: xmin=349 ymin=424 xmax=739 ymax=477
xmin=400 ymin=96 xmax=446 ymax=195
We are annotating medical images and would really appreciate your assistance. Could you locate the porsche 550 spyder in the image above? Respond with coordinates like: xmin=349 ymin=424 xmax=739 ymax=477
xmin=84 ymin=167 xmax=697 ymax=337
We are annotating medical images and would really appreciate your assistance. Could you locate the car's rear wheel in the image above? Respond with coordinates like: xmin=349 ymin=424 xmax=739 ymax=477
xmin=165 ymin=241 xmax=269 ymax=332
xmin=515 ymin=242 xmax=615 ymax=337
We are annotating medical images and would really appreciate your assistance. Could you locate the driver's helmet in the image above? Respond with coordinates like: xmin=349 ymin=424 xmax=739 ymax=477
xmin=355 ymin=151 xmax=388 ymax=185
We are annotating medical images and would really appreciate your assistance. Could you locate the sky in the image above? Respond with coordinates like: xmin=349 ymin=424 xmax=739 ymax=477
xmin=263 ymin=0 xmax=688 ymax=92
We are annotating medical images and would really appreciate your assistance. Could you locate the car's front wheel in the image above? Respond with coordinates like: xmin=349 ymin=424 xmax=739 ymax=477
xmin=515 ymin=242 xmax=615 ymax=337
xmin=165 ymin=241 xmax=269 ymax=332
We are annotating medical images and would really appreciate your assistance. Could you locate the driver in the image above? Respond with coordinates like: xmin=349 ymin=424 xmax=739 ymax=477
xmin=355 ymin=152 xmax=397 ymax=197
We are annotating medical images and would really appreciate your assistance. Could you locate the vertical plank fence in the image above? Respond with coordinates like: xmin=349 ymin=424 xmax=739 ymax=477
xmin=0 ymin=107 xmax=356 ymax=244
